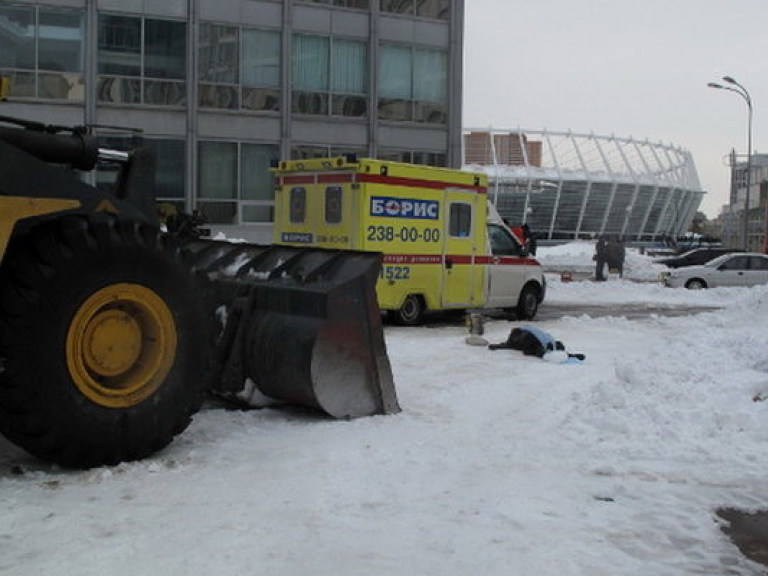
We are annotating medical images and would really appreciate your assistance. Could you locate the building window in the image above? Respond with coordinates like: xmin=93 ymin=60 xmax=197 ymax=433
xmin=199 ymin=24 xmax=239 ymax=109
xmin=378 ymin=44 xmax=446 ymax=123
xmin=199 ymin=24 xmax=281 ymax=112
xmin=380 ymin=0 xmax=449 ymax=20
xmin=198 ymin=141 xmax=279 ymax=224
xmin=301 ymin=0 xmax=370 ymax=8
xmin=242 ymin=29 xmax=281 ymax=111
xmin=96 ymin=136 xmax=186 ymax=213
xmin=144 ymin=139 xmax=186 ymax=203
xmin=292 ymin=34 xmax=367 ymax=117
xmin=241 ymin=143 xmax=279 ymax=222
xmin=198 ymin=141 xmax=238 ymax=223
xmin=0 ymin=6 xmax=85 ymax=100
xmin=413 ymin=150 xmax=447 ymax=166
xmin=378 ymin=149 xmax=447 ymax=166
xmin=98 ymin=15 xmax=186 ymax=106
xmin=291 ymin=145 xmax=367 ymax=160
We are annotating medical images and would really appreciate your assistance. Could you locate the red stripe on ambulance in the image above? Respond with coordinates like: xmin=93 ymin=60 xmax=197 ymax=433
xmin=383 ymin=254 xmax=443 ymax=265
xmin=319 ymin=174 xmax=353 ymax=184
xmin=475 ymin=255 xmax=540 ymax=266
xmin=357 ymin=173 xmax=486 ymax=194
xmin=279 ymin=175 xmax=315 ymax=185
xmin=384 ymin=254 xmax=539 ymax=266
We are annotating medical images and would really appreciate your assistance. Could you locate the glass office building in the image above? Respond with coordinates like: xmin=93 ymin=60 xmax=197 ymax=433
xmin=463 ymin=129 xmax=705 ymax=242
xmin=0 ymin=0 xmax=464 ymax=242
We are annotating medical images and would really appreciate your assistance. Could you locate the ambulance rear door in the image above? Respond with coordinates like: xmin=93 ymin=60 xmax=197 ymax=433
xmin=276 ymin=171 xmax=357 ymax=249
xmin=441 ymin=190 xmax=482 ymax=308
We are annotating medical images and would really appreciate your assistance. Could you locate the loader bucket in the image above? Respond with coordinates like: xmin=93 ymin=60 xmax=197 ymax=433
xmin=187 ymin=242 xmax=399 ymax=418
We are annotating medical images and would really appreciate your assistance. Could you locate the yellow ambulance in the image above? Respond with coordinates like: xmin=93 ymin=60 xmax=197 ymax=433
xmin=272 ymin=157 xmax=546 ymax=324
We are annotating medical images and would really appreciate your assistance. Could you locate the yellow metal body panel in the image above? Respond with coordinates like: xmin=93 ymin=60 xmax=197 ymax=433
xmin=273 ymin=158 xmax=490 ymax=312
xmin=0 ymin=196 xmax=81 ymax=262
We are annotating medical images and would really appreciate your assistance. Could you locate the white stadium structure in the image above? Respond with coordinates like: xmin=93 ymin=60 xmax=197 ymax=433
xmin=462 ymin=129 xmax=704 ymax=242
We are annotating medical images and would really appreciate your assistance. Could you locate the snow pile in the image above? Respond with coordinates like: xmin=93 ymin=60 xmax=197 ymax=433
xmin=2 ymin=260 xmax=768 ymax=575
xmin=535 ymin=240 xmax=669 ymax=281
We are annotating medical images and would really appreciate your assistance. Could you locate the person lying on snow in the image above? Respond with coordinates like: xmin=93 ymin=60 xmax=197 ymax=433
xmin=488 ymin=325 xmax=585 ymax=364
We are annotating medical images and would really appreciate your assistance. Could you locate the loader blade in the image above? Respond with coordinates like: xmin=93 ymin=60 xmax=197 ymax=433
xmin=187 ymin=242 xmax=399 ymax=418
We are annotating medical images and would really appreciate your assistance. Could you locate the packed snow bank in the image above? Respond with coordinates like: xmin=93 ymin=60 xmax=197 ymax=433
xmin=2 ymin=246 xmax=768 ymax=576
xmin=535 ymin=240 xmax=669 ymax=281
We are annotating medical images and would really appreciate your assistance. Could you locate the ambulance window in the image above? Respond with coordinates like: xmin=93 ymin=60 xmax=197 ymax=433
xmin=449 ymin=203 xmax=472 ymax=237
xmin=488 ymin=224 xmax=521 ymax=256
xmin=290 ymin=187 xmax=306 ymax=223
xmin=325 ymin=186 xmax=342 ymax=224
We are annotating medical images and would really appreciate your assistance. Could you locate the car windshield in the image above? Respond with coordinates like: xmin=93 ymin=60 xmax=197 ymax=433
xmin=704 ymin=254 xmax=733 ymax=267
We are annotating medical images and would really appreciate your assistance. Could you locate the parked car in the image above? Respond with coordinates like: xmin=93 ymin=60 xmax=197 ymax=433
xmin=661 ymin=253 xmax=768 ymax=289
xmin=655 ymin=247 xmax=742 ymax=268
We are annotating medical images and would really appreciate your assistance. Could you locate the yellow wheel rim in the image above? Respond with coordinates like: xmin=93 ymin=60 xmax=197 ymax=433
xmin=67 ymin=283 xmax=177 ymax=408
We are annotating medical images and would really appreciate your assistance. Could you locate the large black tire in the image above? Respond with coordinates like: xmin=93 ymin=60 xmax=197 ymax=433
xmin=0 ymin=215 xmax=209 ymax=468
xmin=393 ymin=294 xmax=425 ymax=326
xmin=515 ymin=284 xmax=540 ymax=320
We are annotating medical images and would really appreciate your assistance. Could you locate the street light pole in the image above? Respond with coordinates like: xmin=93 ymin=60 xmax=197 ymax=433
xmin=708 ymin=76 xmax=753 ymax=250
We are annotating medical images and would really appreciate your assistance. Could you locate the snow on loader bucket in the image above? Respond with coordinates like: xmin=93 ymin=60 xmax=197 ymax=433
xmin=185 ymin=241 xmax=400 ymax=418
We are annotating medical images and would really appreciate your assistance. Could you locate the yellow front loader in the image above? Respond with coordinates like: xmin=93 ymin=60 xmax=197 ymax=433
xmin=0 ymin=115 xmax=398 ymax=468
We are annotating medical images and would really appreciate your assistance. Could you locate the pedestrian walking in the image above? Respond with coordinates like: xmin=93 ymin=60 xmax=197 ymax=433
xmin=594 ymin=236 xmax=607 ymax=281
xmin=606 ymin=235 xmax=626 ymax=278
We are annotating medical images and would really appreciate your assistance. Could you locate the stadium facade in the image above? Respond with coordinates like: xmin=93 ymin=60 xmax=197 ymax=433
xmin=0 ymin=0 xmax=464 ymax=243
xmin=463 ymin=129 xmax=705 ymax=242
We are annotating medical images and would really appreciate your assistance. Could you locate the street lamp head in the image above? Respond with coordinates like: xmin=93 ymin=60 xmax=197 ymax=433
xmin=708 ymin=75 xmax=752 ymax=251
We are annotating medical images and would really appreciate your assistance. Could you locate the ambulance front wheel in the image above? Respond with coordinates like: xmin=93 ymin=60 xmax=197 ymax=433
xmin=515 ymin=284 xmax=540 ymax=320
xmin=393 ymin=295 xmax=425 ymax=326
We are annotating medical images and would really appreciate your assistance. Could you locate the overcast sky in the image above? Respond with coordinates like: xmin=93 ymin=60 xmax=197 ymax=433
xmin=463 ymin=0 xmax=768 ymax=218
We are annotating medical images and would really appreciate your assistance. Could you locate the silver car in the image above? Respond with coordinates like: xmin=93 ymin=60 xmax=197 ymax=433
xmin=662 ymin=252 xmax=768 ymax=289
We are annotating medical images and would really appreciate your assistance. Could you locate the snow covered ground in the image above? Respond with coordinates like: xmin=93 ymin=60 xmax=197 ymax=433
xmin=3 ymin=243 xmax=768 ymax=575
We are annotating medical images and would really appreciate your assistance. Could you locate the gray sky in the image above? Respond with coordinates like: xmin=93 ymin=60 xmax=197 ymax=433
xmin=463 ymin=0 xmax=768 ymax=218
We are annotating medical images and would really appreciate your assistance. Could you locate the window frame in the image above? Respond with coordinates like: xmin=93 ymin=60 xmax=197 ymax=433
xmin=378 ymin=43 xmax=447 ymax=124
xmin=197 ymin=23 xmax=282 ymax=112
xmin=380 ymin=0 xmax=450 ymax=21
xmin=97 ymin=13 xmax=187 ymax=107
xmin=0 ymin=5 xmax=85 ymax=101
xmin=197 ymin=140 xmax=279 ymax=225
xmin=291 ymin=33 xmax=368 ymax=117
xmin=299 ymin=0 xmax=371 ymax=9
